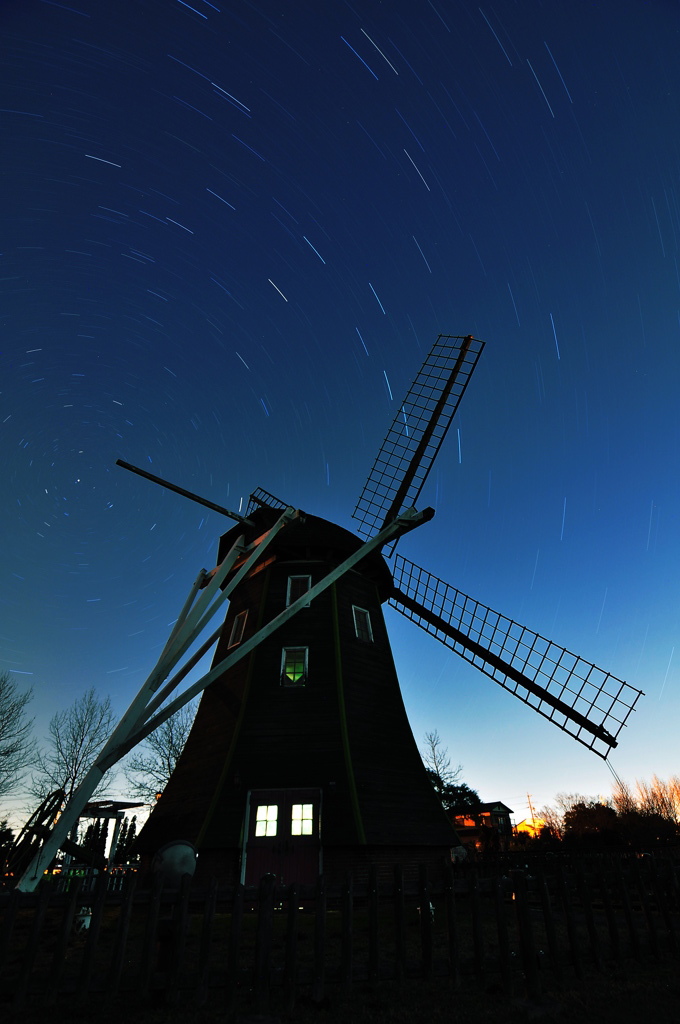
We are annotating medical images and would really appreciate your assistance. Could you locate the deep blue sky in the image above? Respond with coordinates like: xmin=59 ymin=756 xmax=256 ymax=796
xmin=2 ymin=0 xmax=680 ymax=826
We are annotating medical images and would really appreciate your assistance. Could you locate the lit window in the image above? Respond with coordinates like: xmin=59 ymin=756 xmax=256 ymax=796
xmin=287 ymin=575 xmax=312 ymax=607
xmin=281 ymin=647 xmax=308 ymax=687
xmin=352 ymin=606 xmax=373 ymax=642
xmin=228 ymin=609 xmax=248 ymax=648
xmin=254 ymin=804 xmax=278 ymax=837
xmin=291 ymin=803 xmax=314 ymax=836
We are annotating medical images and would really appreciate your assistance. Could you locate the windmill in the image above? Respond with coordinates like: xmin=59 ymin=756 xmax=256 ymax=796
xmin=15 ymin=335 xmax=643 ymax=891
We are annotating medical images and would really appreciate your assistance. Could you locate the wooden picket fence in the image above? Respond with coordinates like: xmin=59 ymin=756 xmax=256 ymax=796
xmin=1 ymin=854 xmax=680 ymax=1015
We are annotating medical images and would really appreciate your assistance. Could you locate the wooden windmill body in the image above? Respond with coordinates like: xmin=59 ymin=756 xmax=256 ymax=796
xmin=138 ymin=510 xmax=458 ymax=885
xmin=15 ymin=335 xmax=644 ymax=891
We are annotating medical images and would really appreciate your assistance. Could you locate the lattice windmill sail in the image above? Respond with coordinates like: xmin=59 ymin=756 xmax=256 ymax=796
xmin=15 ymin=333 xmax=643 ymax=892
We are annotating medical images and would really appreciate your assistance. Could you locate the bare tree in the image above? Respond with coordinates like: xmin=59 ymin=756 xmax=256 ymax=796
xmin=420 ymin=730 xmax=480 ymax=811
xmin=421 ymin=730 xmax=461 ymax=790
xmin=30 ymin=687 xmax=115 ymax=804
xmin=123 ymin=700 xmax=197 ymax=803
xmin=0 ymin=671 xmax=35 ymax=799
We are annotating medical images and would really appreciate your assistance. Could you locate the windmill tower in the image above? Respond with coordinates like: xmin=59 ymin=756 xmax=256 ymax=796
xmin=15 ymin=335 xmax=644 ymax=891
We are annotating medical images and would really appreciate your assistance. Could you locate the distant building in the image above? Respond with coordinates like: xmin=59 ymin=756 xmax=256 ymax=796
xmin=449 ymin=801 xmax=514 ymax=855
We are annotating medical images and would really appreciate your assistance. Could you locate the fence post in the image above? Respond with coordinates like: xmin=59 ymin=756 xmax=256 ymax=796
xmin=253 ymin=873 xmax=276 ymax=1014
xmin=195 ymin=877 xmax=219 ymax=1005
xmin=471 ymin=869 xmax=484 ymax=980
xmin=596 ymin=864 xmax=620 ymax=962
xmin=575 ymin=861 xmax=602 ymax=971
xmin=43 ymin=878 xmax=84 ymax=1005
xmin=225 ymin=882 xmax=244 ymax=1014
xmin=368 ymin=864 xmax=379 ymax=985
xmin=312 ymin=873 xmax=327 ymax=1004
xmin=76 ymin=869 xmax=110 ymax=1002
xmin=393 ymin=864 xmax=405 ymax=984
xmin=340 ymin=872 xmax=353 ymax=994
xmin=493 ymin=874 xmax=511 ymax=988
xmin=13 ymin=884 xmax=52 ymax=1010
xmin=444 ymin=864 xmax=460 ymax=990
xmin=284 ymin=881 xmax=299 ymax=1013
xmin=556 ymin=864 xmax=582 ymax=979
xmin=613 ymin=858 xmax=641 ymax=960
xmin=537 ymin=867 xmax=562 ymax=985
xmin=166 ymin=872 xmax=193 ymax=1003
xmin=105 ymin=872 xmax=138 ymax=996
xmin=419 ymin=863 xmax=432 ymax=980
xmin=140 ymin=872 xmax=164 ymax=995
xmin=512 ymin=870 xmax=541 ymax=999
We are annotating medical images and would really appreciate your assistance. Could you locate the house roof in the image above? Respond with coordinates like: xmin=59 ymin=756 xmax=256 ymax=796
xmin=451 ymin=801 xmax=514 ymax=816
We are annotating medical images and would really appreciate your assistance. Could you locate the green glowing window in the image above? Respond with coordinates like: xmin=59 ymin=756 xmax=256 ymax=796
xmin=286 ymin=575 xmax=312 ymax=607
xmin=281 ymin=647 xmax=308 ymax=686
xmin=291 ymin=803 xmax=314 ymax=836
xmin=228 ymin=609 xmax=248 ymax=648
xmin=254 ymin=804 xmax=278 ymax=837
xmin=352 ymin=606 xmax=373 ymax=642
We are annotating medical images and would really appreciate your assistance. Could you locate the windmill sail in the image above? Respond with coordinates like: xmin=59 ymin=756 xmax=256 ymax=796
xmin=353 ymin=334 xmax=484 ymax=539
xmin=247 ymin=487 xmax=291 ymax=515
xmin=389 ymin=553 xmax=643 ymax=758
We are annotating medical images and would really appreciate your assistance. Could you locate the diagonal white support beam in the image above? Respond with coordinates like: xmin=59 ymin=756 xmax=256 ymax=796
xmin=15 ymin=506 xmax=299 ymax=891
xmin=15 ymin=505 xmax=432 ymax=891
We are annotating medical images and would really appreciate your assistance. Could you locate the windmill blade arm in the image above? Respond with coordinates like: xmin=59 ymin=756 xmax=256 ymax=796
xmin=392 ymin=589 xmax=615 ymax=746
xmin=353 ymin=334 xmax=484 ymax=540
xmin=389 ymin=554 xmax=644 ymax=758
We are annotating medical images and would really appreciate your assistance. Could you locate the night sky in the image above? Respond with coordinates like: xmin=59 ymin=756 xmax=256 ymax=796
xmin=3 ymin=0 xmax=680 ymax=828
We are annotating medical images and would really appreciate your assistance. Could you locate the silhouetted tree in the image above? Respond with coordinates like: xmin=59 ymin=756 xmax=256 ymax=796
xmin=0 ymin=670 xmax=35 ymax=799
xmin=421 ymin=730 xmax=480 ymax=811
xmin=30 ymin=687 xmax=115 ymax=803
xmin=123 ymin=701 xmax=197 ymax=802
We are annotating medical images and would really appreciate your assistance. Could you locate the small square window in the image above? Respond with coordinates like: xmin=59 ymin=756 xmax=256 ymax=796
xmin=228 ymin=609 xmax=248 ymax=648
xmin=287 ymin=575 xmax=312 ymax=607
xmin=254 ymin=804 xmax=278 ymax=837
xmin=281 ymin=647 xmax=308 ymax=687
xmin=291 ymin=803 xmax=314 ymax=836
xmin=352 ymin=606 xmax=373 ymax=642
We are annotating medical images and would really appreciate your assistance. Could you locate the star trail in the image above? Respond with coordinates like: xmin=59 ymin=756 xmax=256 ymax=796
xmin=2 ymin=0 xmax=680 ymax=824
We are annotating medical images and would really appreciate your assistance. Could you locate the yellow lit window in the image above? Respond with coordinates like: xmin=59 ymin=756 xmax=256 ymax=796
xmin=291 ymin=803 xmax=313 ymax=836
xmin=281 ymin=647 xmax=308 ymax=686
xmin=254 ymin=804 xmax=278 ymax=837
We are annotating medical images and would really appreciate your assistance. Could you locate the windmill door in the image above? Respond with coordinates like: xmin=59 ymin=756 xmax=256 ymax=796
xmin=243 ymin=788 xmax=321 ymax=886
